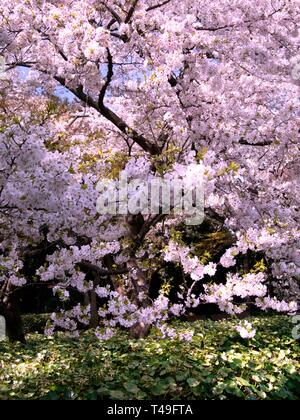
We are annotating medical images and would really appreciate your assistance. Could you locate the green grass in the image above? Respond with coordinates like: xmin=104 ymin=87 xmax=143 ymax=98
xmin=0 ymin=316 xmax=299 ymax=400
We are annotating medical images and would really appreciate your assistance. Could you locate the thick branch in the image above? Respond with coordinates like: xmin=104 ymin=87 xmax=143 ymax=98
xmin=8 ymin=52 xmax=160 ymax=156
xmin=125 ymin=0 xmax=140 ymax=23
xmin=98 ymin=48 xmax=114 ymax=106
xmin=97 ymin=50 xmax=160 ymax=155
xmin=147 ymin=0 xmax=171 ymax=11
xmin=101 ymin=2 xmax=122 ymax=23
xmin=77 ymin=261 xmax=128 ymax=278
xmin=239 ymin=138 xmax=273 ymax=147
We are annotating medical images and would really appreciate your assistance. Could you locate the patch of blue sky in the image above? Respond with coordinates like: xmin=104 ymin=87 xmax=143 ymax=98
xmin=18 ymin=65 xmax=75 ymax=102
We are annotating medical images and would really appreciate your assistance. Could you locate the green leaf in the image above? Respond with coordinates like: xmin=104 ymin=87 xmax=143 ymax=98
xmin=124 ymin=382 xmax=141 ymax=395
xmin=187 ymin=378 xmax=200 ymax=388
xmin=236 ymin=377 xmax=251 ymax=387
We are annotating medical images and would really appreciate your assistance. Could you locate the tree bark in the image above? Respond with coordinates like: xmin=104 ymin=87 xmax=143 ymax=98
xmin=127 ymin=257 xmax=152 ymax=339
xmin=0 ymin=282 xmax=25 ymax=343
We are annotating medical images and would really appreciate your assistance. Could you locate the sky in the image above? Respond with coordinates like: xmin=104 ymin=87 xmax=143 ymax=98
xmin=18 ymin=66 xmax=75 ymax=102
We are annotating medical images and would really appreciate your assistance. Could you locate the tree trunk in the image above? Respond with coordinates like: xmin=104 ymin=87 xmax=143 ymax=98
xmin=127 ymin=258 xmax=152 ymax=339
xmin=1 ymin=283 xmax=25 ymax=343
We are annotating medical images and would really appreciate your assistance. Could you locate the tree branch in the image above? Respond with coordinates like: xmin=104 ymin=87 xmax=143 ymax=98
xmin=101 ymin=2 xmax=122 ymax=23
xmin=97 ymin=50 xmax=160 ymax=155
xmin=239 ymin=138 xmax=273 ymax=147
xmin=147 ymin=0 xmax=171 ymax=12
xmin=98 ymin=48 xmax=114 ymax=105
xmin=125 ymin=0 xmax=140 ymax=23
xmin=8 ymin=52 xmax=160 ymax=155
xmin=77 ymin=261 xmax=128 ymax=277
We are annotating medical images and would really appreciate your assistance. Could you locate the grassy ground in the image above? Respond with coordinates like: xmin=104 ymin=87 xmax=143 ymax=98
xmin=0 ymin=316 xmax=299 ymax=400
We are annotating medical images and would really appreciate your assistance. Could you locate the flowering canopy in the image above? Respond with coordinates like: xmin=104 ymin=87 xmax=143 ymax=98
xmin=0 ymin=0 xmax=299 ymax=340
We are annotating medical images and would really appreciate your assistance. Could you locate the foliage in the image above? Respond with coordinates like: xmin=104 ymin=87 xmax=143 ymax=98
xmin=0 ymin=317 xmax=299 ymax=400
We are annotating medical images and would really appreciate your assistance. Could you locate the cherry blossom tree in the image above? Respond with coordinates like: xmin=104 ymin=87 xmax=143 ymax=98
xmin=0 ymin=0 xmax=299 ymax=341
